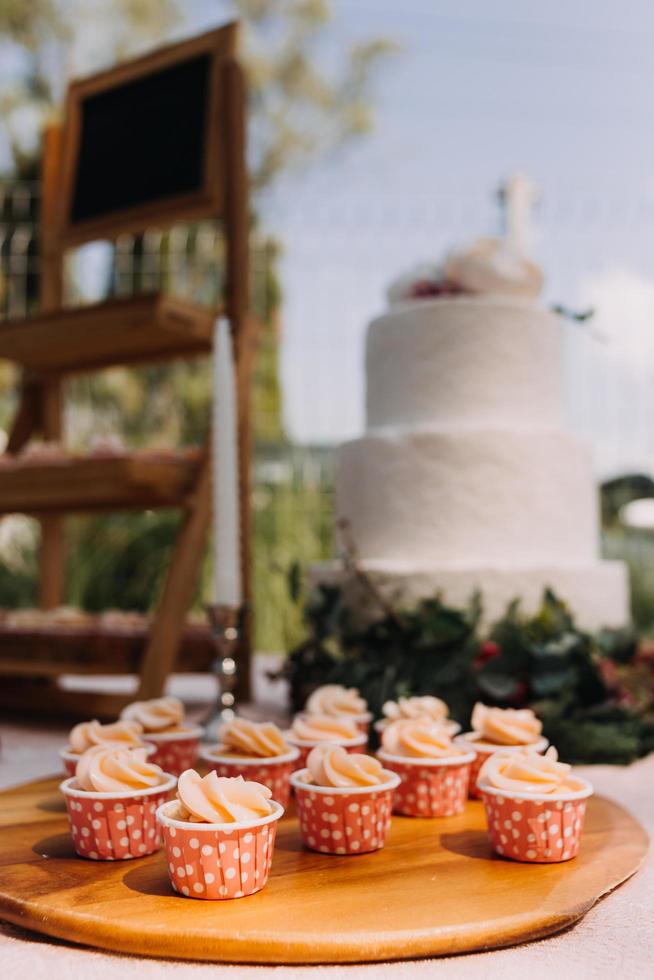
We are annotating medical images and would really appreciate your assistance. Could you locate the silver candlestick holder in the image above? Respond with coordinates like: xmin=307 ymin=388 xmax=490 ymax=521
xmin=202 ymin=603 xmax=245 ymax=738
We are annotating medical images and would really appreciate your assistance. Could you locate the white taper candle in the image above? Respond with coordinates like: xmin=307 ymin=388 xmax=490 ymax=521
xmin=212 ymin=317 xmax=242 ymax=606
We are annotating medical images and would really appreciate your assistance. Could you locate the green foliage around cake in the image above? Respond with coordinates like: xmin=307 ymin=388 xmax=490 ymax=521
xmin=277 ymin=572 xmax=654 ymax=765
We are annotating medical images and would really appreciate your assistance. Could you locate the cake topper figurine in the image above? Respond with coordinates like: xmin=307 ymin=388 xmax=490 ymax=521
xmin=497 ymin=172 xmax=540 ymax=257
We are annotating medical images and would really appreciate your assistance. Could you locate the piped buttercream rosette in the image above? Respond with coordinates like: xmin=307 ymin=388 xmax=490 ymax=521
xmin=478 ymin=746 xmax=586 ymax=797
xmin=75 ymin=744 xmax=168 ymax=793
xmin=305 ymin=743 xmax=387 ymax=788
xmin=377 ymin=695 xmax=460 ymax=736
xmin=470 ymin=701 xmax=543 ymax=746
xmin=121 ymin=695 xmax=185 ymax=732
xmin=380 ymin=719 xmax=470 ymax=760
xmin=215 ymin=718 xmax=290 ymax=759
xmin=290 ymin=714 xmax=360 ymax=741
xmin=305 ymin=684 xmax=367 ymax=718
xmin=176 ymin=769 xmax=276 ymax=823
xmin=383 ymin=695 xmax=448 ymax=724
xmin=67 ymin=719 xmax=144 ymax=753
xmin=304 ymin=684 xmax=372 ymax=735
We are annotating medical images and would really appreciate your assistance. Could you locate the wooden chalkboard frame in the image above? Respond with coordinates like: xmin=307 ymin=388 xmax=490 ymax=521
xmin=0 ymin=20 xmax=254 ymax=716
xmin=58 ymin=23 xmax=237 ymax=246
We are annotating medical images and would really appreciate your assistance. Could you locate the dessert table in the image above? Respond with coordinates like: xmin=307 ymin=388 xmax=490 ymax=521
xmin=0 ymin=660 xmax=651 ymax=979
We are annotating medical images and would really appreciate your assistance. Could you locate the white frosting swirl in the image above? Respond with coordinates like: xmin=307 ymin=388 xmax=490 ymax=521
xmin=382 ymin=695 xmax=450 ymax=724
xmin=216 ymin=718 xmax=289 ymax=758
xmin=479 ymin=746 xmax=586 ymax=796
xmin=381 ymin=720 xmax=469 ymax=760
xmin=444 ymin=238 xmax=543 ymax=298
xmin=471 ymin=702 xmax=542 ymax=746
xmin=68 ymin=719 xmax=143 ymax=754
xmin=177 ymin=769 xmax=275 ymax=823
xmin=121 ymin=696 xmax=185 ymax=732
xmin=75 ymin=745 xmax=166 ymax=793
xmin=289 ymin=714 xmax=360 ymax=742
xmin=306 ymin=744 xmax=387 ymax=788
xmin=305 ymin=684 xmax=367 ymax=718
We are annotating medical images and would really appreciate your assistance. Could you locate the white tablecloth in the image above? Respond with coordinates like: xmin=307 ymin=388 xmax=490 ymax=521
xmin=1 ymin=664 xmax=652 ymax=979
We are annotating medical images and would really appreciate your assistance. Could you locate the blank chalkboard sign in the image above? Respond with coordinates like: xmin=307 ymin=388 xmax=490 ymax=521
xmin=60 ymin=24 xmax=237 ymax=244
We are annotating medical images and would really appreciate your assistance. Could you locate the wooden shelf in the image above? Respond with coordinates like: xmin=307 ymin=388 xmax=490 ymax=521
xmin=0 ymin=293 xmax=218 ymax=374
xmin=0 ymin=621 xmax=214 ymax=678
xmin=0 ymin=453 xmax=201 ymax=514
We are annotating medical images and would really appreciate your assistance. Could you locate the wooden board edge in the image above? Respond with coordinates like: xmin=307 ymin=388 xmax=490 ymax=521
xmin=0 ymin=895 xmax=623 ymax=964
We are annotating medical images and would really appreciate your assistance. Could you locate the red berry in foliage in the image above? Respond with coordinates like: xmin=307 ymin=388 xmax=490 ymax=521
xmin=508 ymin=681 xmax=528 ymax=707
xmin=475 ymin=640 xmax=500 ymax=668
xmin=635 ymin=642 xmax=654 ymax=664
xmin=597 ymin=657 xmax=620 ymax=692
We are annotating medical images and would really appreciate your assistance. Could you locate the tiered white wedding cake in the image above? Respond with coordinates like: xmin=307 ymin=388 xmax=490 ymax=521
xmin=317 ymin=238 xmax=628 ymax=629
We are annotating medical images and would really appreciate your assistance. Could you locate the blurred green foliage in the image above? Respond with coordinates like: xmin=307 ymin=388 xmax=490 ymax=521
xmin=278 ymin=583 xmax=654 ymax=764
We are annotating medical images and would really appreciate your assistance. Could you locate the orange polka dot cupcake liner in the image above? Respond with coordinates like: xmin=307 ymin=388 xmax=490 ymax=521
xmin=143 ymin=726 xmax=203 ymax=777
xmin=454 ymin=735 xmax=549 ymax=799
xmin=290 ymin=769 xmax=400 ymax=854
xmin=59 ymin=750 xmax=80 ymax=778
xmin=60 ymin=774 xmax=177 ymax=860
xmin=478 ymin=779 xmax=593 ymax=862
xmin=376 ymin=751 xmax=475 ymax=817
xmin=156 ymin=800 xmax=284 ymax=899
xmin=286 ymin=734 xmax=368 ymax=771
xmin=353 ymin=713 xmax=373 ymax=738
xmin=200 ymin=747 xmax=300 ymax=809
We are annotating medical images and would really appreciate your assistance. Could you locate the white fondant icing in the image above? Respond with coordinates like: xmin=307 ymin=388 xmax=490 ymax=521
xmin=336 ymin=429 xmax=598 ymax=566
xmin=312 ymin=560 xmax=628 ymax=632
xmin=321 ymin=286 xmax=628 ymax=628
xmin=366 ymin=298 xmax=563 ymax=430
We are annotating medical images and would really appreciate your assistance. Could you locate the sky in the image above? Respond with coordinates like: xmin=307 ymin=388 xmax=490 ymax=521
xmin=206 ymin=0 xmax=654 ymax=478
xmin=6 ymin=0 xmax=654 ymax=476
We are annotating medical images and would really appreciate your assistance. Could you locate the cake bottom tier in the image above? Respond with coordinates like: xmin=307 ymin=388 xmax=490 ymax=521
xmin=312 ymin=559 xmax=629 ymax=631
xmin=336 ymin=429 xmax=599 ymax=567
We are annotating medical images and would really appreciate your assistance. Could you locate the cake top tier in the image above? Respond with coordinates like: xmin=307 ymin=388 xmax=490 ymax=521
xmin=387 ymin=237 xmax=543 ymax=307
xmin=366 ymin=296 xmax=564 ymax=432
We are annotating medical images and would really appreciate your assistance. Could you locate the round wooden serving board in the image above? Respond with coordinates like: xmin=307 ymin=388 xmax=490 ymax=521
xmin=0 ymin=775 xmax=647 ymax=964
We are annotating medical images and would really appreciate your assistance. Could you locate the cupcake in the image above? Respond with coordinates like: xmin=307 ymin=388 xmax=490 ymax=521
xmin=377 ymin=719 xmax=475 ymax=817
xmin=477 ymin=747 xmax=593 ymax=863
xmin=121 ymin=696 xmax=202 ymax=776
xmin=290 ymin=744 xmax=399 ymax=855
xmin=286 ymin=714 xmax=367 ymax=769
xmin=375 ymin=695 xmax=460 ymax=737
xmin=157 ymin=769 xmax=283 ymax=900
xmin=304 ymin=684 xmax=372 ymax=736
xmin=59 ymin=718 xmax=148 ymax=777
xmin=455 ymin=703 xmax=549 ymax=799
xmin=201 ymin=718 xmax=300 ymax=808
xmin=60 ymin=745 xmax=176 ymax=860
